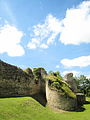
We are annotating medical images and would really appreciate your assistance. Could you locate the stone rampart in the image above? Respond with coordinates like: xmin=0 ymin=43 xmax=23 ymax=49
xmin=0 ymin=60 xmax=41 ymax=97
xmin=64 ymin=73 xmax=77 ymax=93
xmin=46 ymin=79 xmax=77 ymax=111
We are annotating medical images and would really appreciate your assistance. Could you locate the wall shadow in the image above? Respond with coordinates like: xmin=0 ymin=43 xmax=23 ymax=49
xmin=75 ymin=99 xmax=90 ymax=112
xmin=31 ymin=92 xmax=47 ymax=107
xmin=84 ymin=100 xmax=90 ymax=104
xmin=75 ymin=106 xmax=85 ymax=112
xmin=0 ymin=93 xmax=47 ymax=107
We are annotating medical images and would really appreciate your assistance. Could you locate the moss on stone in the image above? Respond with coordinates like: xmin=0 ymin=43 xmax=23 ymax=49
xmin=33 ymin=67 xmax=47 ymax=83
xmin=46 ymin=75 xmax=76 ymax=99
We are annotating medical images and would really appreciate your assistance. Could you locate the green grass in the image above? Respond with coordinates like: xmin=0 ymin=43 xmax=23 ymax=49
xmin=0 ymin=97 xmax=90 ymax=120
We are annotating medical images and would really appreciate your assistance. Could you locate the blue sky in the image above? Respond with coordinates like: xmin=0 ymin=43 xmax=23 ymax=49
xmin=0 ymin=0 xmax=90 ymax=77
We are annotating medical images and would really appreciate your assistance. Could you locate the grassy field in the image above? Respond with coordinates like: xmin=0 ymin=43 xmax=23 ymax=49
xmin=0 ymin=97 xmax=90 ymax=120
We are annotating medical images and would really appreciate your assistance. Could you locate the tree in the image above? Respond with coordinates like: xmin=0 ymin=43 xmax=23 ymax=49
xmin=75 ymin=75 xmax=90 ymax=96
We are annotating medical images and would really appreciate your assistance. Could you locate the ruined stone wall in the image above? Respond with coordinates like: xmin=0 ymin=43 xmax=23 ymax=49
xmin=33 ymin=67 xmax=47 ymax=94
xmin=64 ymin=73 xmax=78 ymax=93
xmin=0 ymin=60 xmax=41 ymax=97
xmin=0 ymin=60 xmax=81 ymax=111
xmin=46 ymin=80 xmax=77 ymax=111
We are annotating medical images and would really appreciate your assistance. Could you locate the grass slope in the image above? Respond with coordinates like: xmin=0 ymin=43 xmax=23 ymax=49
xmin=0 ymin=97 xmax=90 ymax=120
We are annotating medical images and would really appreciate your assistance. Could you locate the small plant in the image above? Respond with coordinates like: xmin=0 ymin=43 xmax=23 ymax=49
xmin=51 ymin=82 xmax=60 ymax=89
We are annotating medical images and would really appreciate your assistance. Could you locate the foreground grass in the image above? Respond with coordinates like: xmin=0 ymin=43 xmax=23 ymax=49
xmin=0 ymin=97 xmax=90 ymax=120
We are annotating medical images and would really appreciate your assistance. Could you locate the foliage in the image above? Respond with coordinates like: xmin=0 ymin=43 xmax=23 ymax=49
xmin=48 ymin=71 xmax=62 ymax=79
xmin=47 ymin=75 xmax=76 ymax=98
xmin=33 ymin=67 xmax=47 ymax=83
xmin=0 ymin=97 xmax=90 ymax=120
xmin=51 ymin=82 xmax=60 ymax=89
xmin=75 ymin=75 xmax=90 ymax=96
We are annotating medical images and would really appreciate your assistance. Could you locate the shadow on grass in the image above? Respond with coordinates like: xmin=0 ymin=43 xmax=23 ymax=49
xmin=1 ymin=95 xmax=90 ymax=112
xmin=31 ymin=92 xmax=47 ymax=107
xmin=84 ymin=101 xmax=90 ymax=104
xmin=76 ymin=99 xmax=90 ymax=112
xmin=75 ymin=106 xmax=85 ymax=112
xmin=0 ymin=93 xmax=47 ymax=107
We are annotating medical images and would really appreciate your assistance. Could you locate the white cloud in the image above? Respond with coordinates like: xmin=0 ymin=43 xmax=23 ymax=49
xmin=28 ymin=1 xmax=90 ymax=49
xmin=27 ymin=42 xmax=36 ymax=49
xmin=60 ymin=1 xmax=90 ymax=45
xmin=47 ymin=33 xmax=58 ymax=45
xmin=56 ymin=65 xmax=60 ymax=68
xmin=0 ymin=24 xmax=25 ymax=56
xmin=46 ymin=14 xmax=62 ymax=33
xmin=40 ymin=44 xmax=48 ymax=49
xmin=28 ymin=14 xmax=62 ymax=49
xmin=61 ymin=55 xmax=90 ymax=67
xmin=62 ymin=70 xmax=79 ymax=77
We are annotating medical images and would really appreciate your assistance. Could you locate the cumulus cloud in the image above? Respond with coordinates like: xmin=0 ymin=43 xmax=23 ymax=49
xmin=61 ymin=55 xmax=90 ymax=67
xmin=28 ymin=1 xmax=90 ymax=49
xmin=0 ymin=24 xmax=25 ymax=56
xmin=60 ymin=1 xmax=90 ymax=45
xmin=27 ymin=14 xmax=62 ymax=49
xmin=27 ymin=42 xmax=37 ymax=49
xmin=62 ymin=70 xmax=79 ymax=77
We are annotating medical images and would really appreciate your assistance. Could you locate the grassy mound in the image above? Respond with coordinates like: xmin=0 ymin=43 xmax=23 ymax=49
xmin=0 ymin=97 xmax=90 ymax=120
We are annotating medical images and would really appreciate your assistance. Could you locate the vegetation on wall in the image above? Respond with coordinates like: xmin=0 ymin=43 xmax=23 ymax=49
xmin=46 ymin=72 xmax=76 ymax=99
xmin=33 ymin=67 xmax=47 ymax=84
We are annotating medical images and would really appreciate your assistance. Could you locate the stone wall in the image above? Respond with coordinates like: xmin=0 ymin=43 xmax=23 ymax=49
xmin=0 ymin=60 xmax=43 ymax=97
xmin=46 ymin=79 xmax=77 ymax=111
xmin=64 ymin=73 xmax=77 ymax=93
xmin=33 ymin=67 xmax=47 ymax=94
xmin=0 ymin=60 xmax=84 ymax=111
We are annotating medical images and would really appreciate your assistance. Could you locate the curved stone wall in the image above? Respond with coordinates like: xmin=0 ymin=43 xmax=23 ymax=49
xmin=46 ymin=80 xmax=77 ymax=111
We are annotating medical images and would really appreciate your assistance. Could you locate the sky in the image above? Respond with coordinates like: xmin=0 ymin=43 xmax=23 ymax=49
xmin=0 ymin=0 xmax=90 ymax=77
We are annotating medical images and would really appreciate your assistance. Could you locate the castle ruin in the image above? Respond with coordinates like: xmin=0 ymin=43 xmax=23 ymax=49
xmin=0 ymin=60 xmax=85 ymax=111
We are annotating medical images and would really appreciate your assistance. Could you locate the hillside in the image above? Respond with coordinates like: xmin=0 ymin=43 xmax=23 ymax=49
xmin=0 ymin=97 xmax=90 ymax=120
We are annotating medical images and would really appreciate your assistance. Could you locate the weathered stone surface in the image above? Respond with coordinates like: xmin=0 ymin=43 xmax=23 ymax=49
xmin=64 ymin=73 xmax=77 ymax=93
xmin=33 ymin=67 xmax=47 ymax=94
xmin=46 ymin=78 xmax=77 ymax=111
xmin=0 ymin=60 xmax=38 ymax=97
xmin=0 ymin=60 xmax=47 ymax=97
